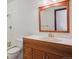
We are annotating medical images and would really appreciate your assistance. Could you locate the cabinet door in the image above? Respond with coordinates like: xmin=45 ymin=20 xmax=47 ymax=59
xmin=23 ymin=46 xmax=32 ymax=59
xmin=33 ymin=49 xmax=45 ymax=59
xmin=46 ymin=53 xmax=62 ymax=59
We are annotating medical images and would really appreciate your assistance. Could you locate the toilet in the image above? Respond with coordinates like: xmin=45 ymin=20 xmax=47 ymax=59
xmin=8 ymin=47 xmax=21 ymax=59
xmin=8 ymin=38 xmax=23 ymax=59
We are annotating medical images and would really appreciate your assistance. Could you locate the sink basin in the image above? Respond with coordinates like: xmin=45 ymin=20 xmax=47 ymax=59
xmin=40 ymin=37 xmax=72 ymax=45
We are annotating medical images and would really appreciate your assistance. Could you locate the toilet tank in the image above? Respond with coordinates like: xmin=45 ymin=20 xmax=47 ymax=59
xmin=16 ymin=38 xmax=23 ymax=48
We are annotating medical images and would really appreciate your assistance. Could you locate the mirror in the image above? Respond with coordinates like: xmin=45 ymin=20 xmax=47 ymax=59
xmin=39 ymin=0 xmax=70 ymax=33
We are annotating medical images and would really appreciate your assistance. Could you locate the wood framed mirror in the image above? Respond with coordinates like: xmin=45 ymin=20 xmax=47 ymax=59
xmin=39 ymin=0 xmax=70 ymax=33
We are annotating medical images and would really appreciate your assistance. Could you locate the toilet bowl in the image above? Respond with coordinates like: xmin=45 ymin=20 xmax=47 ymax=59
xmin=8 ymin=47 xmax=21 ymax=59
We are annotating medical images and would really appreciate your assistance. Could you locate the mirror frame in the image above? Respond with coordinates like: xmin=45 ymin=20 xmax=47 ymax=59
xmin=54 ymin=8 xmax=67 ymax=31
xmin=39 ymin=0 xmax=70 ymax=33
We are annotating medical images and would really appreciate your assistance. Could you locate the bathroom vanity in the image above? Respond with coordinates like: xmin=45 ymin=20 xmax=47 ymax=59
xmin=23 ymin=36 xmax=72 ymax=59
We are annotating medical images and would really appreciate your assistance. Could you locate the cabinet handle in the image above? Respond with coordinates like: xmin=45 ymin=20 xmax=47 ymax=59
xmin=43 ymin=56 xmax=45 ymax=59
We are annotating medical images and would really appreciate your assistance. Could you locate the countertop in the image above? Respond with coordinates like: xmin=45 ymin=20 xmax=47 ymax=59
xmin=23 ymin=35 xmax=72 ymax=46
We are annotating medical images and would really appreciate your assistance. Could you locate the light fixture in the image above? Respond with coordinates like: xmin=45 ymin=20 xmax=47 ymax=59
xmin=42 ymin=0 xmax=57 ymax=6
xmin=52 ymin=0 xmax=57 ymax=2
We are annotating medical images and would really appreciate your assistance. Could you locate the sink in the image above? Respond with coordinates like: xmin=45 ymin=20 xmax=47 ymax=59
xmin=39 ymin=36 xmax=72 ymax=44
xmin=40 ymin=37 xmax=72 ymax=45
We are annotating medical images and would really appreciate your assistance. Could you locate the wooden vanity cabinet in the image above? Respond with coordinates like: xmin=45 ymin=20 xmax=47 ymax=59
xmin=46 ymin=53 xmax=62 ymax=59
xmin=33 ymin=49 xmax=45 ymax=59
xmin=23 ymin=46 xmax=32 ymax=59
xmin=23 ymin=38 xmax=72 ymax=59
xmin=33 ymin=49 xmax=62 ymax=59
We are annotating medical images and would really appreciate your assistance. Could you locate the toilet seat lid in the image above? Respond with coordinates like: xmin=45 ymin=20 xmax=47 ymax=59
xmin=8 ymin=47 xmax=20 ymax=54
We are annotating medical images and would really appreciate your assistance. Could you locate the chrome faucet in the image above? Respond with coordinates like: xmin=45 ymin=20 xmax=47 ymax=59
xmin=48 ymin=33 xmax=55 ymax=39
